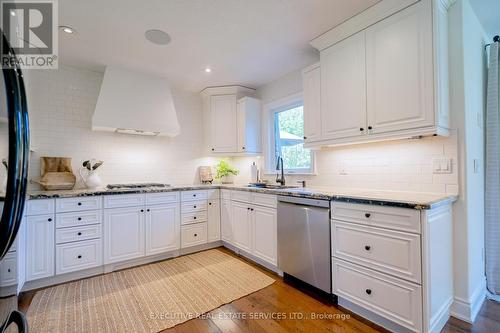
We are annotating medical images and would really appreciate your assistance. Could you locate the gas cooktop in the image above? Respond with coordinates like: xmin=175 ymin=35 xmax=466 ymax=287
xmin=106 ymin=183 xmax=171 ymax=190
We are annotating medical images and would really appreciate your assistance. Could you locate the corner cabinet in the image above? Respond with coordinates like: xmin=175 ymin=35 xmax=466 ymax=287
xmin=201 ymin=86 xmax=261 ymax=155
xmin=307 ymin=0 xmax=451 ymax=148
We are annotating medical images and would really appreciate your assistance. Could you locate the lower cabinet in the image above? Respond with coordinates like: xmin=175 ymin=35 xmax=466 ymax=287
xmin=26 ymin=214 xmax=55 ymax=281
xmin=181 ymin=223 xmax=208 ymax=248
xmin=207 ymin=199 xmax=221 ymax=242
xmin=56 ymin=239 xmax=102 ymax=275
xmin=231 ymin=201 xmax=252 ymax=252
xmin=145 ymin=203 xmax=180 ymax=255
xmin=221 ymin=199 xmax=233 ymax=243
xmin=252 ymin=205 xmax=277 ymax=265
xmin=104 ymin=206 xmax=145 ymax=264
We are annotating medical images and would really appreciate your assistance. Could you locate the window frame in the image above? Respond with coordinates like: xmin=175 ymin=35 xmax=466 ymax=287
xmin=263 ymin=92 xmax=315 ymax=175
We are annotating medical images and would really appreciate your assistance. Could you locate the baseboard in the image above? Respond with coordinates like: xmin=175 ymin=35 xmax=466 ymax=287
xmin=450 ymin=279 xmax=486 ymax=323
xmin=429 ymin=296 xmax=453 ymax=333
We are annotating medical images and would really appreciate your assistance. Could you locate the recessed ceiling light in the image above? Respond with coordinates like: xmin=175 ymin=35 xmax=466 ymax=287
xmin=204 ymin=68 xmax=212 ymax=73
xmin=145 ymin=29 xmax=171 ymax=45
xmin=59 ymin=26 xmax=76 ymax=34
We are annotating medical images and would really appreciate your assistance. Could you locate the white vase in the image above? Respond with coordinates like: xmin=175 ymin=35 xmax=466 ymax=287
xmin=79 ymin=168 xmax=102 ymax=189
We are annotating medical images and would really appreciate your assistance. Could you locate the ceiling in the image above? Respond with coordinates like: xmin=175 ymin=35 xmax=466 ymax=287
xmin=470 ymin=0 xmax=500 ymax=40
xmin=58 ymin=0 xmax=379 ymax=92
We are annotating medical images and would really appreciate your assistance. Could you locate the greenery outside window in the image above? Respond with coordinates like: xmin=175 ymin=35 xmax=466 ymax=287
xmin=266 ymin=95 xmax=314 ymax=174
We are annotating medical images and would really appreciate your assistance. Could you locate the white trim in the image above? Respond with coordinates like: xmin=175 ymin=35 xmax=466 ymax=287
xmin=450 ymin=278 xmax=486 ymax=323
xmin=262 ymin=92 xmax=315 ymax=175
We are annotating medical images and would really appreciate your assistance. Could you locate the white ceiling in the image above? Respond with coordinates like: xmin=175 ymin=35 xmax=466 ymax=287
xmin=470 ymin=0 xmax=500 ymax=40
xmin=58 ymin=0 xmax=379 ymax=92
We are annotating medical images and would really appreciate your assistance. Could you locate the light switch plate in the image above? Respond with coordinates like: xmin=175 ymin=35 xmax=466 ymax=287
xmin=432 ymin=158 xmax=452 ymax=174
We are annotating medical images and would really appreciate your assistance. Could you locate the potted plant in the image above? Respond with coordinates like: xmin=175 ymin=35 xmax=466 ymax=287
xmin=215 ymin=159 xmax=239 ymax=184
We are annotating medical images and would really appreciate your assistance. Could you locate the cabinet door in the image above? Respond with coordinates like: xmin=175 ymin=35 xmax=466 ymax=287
xmin=207 ymin=199 xmax=221 ymax=242
xmin=366 ymin=1 xmax=434 ymax=134
xmin=231 ymin=201 xmax=252 ymax=252
xmin=26 ymin=215 xmax=55 ymax=281
xmin=104 ymin=207 xmax=145 ymax=264
xmin=221 ymin=199 xmax=233 ymax=243
xmin=237 ymin=97 xmax=261 ymax=153
xmin=321 ymin=31 xmax=367 ymax=140
xmin=145 ymin=203 xmax=180 ymax=256
xmin=210 ymin=95 xmax=237 ymax=153
xmin=252 ymin=205 xmax=277 ymax=265
xmin=303 ymin=65 xmax=322 ymax=142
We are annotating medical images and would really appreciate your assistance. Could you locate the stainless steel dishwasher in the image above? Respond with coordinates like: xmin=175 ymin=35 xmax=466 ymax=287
xmin=277 ymin=196 xmax=331 ymax=295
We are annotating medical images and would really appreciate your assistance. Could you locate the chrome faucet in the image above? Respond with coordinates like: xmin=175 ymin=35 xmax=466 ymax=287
xmin=276 ymin=156 xmax=285 ymax=186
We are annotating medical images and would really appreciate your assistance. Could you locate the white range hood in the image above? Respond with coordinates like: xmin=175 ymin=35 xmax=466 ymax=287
xmin=92 ymin=66 xmax=180 ymax=137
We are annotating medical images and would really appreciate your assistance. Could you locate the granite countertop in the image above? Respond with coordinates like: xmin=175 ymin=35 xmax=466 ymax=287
xmin=25 ymin=184 xmax=457 ymax=210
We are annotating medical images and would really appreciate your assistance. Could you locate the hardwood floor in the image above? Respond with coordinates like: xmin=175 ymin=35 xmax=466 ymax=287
xmin=18 ymin=247 xmax=500 ymax=333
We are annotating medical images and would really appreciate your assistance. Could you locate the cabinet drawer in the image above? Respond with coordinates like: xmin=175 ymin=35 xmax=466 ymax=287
xmin=0 ymin=252 xmax=17 ymax=287
xmin=26 ymin=199 xmax=54 ymax=216
xmin=332 ymin=221 xmax=421 ymax=283
xmin=104 ymin=194 xmax=145 ymax=209
xmin=56 ymin=239 xmax=102 ymax=275
xmin=56 ymin=224 xmax=102 ymax=244
xmin=181 ymin=200 xmax=207 ymax=213
xmin=252 ymin=193 xmax=277 ymax=208
xmin=333 ymin=259 xmax=422 ymax=333
xmin=181 ymin=211 xmax=207 ymax=225
xmin=181 ymin=190 xmax=208 ymax=202
xmin=56 ymin=197 xmax=102 ymax=213
xmin=181 ymin=223 xmax=207 ymax=248
xmin=146 ymin=192 xmax=179 ymax=206
xmin=331 ymin=202 xmax=421 ymax=234
xmin=230 ymin=190 xmax=252 ymax=203
xmin=56 ymin=210 xmax=102 ymax=228
xmin=221 ymin=189 xmax=231 ymax=200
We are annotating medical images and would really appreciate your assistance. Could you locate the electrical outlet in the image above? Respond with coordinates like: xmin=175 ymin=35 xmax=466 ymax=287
xmin=432 ymin=158 xmax=452 ymax=174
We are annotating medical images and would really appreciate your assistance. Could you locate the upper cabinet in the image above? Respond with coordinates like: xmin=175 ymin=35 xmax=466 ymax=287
xmin=201 ymin=86 xmax=261 ymax=155
xmin=302 ymin=63 xmax=322 ymax=143
xmin=306 ymin=0 xmax=450 ymax=148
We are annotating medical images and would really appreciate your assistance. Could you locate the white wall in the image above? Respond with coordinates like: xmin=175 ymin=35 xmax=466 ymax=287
xmin=448 ymin=0 xmax=487 ymax=322
xmin=0 ymin=65 xmax=218 ymax=189
xmin=253 ymin=66 xmax=459 ymax=195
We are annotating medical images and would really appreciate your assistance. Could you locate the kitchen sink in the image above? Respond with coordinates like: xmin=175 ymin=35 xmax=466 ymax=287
xmin=247 ymin=184 xmax=299 ymax=190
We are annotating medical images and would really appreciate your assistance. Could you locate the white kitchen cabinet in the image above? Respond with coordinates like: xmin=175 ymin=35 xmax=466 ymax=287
xmin=237 ymin=97 xmax=261 ymax=153
xmin=252 ymin=205 xmax=277 ymax=265
xmin=366 ymin=1 xmax=434 ymax=135
xmin=307 ymin=0 xmax=450 ymax=148
xmin=321 ymin=31 xmax=367 ymax=140
xmin=210 ymin=95 xmax=238 ymax=153
xmin=231 ymin=201 xmax=252 ymax=252
xmin=221 ymin=199 xmax=233 ymax=243
xmin=104 ymin=206 xmax=145 ymax=264
xmin=302 ymin=63 xmax=322 ymax=143
xmin=201 ymin=86 xmax=260 ymax=155
xmin=207 ymin=199 xmax=221 ymax=242
xmin=145 ymin=203 xmax=180 ymax=256
xmin=26 ymin=215 xmax=55 ymax=281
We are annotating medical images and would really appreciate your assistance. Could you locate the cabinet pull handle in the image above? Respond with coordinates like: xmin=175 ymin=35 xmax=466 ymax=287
xmin=194 ymin=205 xmax=197 ymax=208
xmin=194 ymin=233 xmax=198 ymax=237
xmin=77 ymin=217 xmax=82 ymax=221
xmin=303 ymin=136 xmax=307 ymax=140
xmin=209 ymin=202 xmax=212 ymax=206
xmin=193 ymin=216 xmax=197 ymax=220
xmin=48 ymin=218 xmax=52 ymax=222
xmin=251 ymin=208 xmax=254 ymax=211
xmin=360 ymin=127 xmax=364 ymax=131
xmin=141 ymin=209 xmax=144 ymax=213
xmin=147 ymin=209 xmax=150 ymax=212
xmin=211 ymin=148 xmax=215 ymax=151
xmin=364 ymin=245 xmax=371 ymax=251
xmin=368 ymin=126 xmax=373 ymax=130
xmin=365 ymin=289 xmax=372 ymax=295
xmin=193 ymin=194 xmax=196 ymax=197
xmin=78 ymin=232 xmax=82 ymax=236
xmin=7 ymin=269 xmax=11 ymax=273
xmin=78 ymin=202 xmax=82 ymax=206
xmin=77 ymin=255 xmax=82 ymax=259
xmin=242 ymin=147 xmax=245 ymax=150
xmin=365 ymin=213 xmax=371 ymax=218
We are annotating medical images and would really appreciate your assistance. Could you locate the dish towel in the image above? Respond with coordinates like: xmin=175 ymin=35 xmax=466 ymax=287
xmin=486 ymin=39 xmax=500 ymax=302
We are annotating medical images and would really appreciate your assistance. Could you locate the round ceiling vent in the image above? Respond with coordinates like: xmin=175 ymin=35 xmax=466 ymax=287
xmin=145 ymin=29 xmax=171 ymax=45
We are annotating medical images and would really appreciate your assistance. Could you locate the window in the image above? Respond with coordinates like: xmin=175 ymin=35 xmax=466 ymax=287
xmin=267 ymin=95 xmax=313 ymax=174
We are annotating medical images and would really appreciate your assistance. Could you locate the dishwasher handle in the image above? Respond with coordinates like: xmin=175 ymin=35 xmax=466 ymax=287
xmin=277 ymin=196 xmax=330 ymax=208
